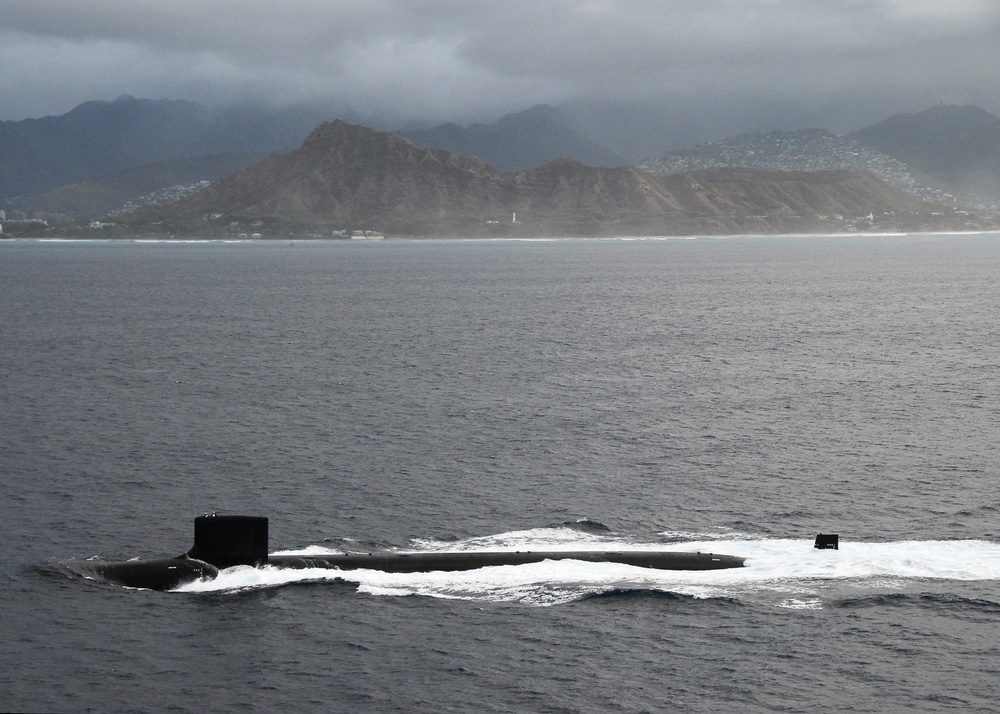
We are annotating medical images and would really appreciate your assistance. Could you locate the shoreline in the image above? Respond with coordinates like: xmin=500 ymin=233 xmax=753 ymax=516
xmin=3 ymin=229 xmax=999 ymax=244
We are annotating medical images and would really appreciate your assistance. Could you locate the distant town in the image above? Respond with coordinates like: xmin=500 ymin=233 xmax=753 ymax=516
xmin=639 ymin=129 xmax=976 ymax=210
xmin=106 ymin=180 xmax=212 ymax=217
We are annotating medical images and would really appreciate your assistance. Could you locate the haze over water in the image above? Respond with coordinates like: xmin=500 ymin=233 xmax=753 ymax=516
xmin=3 ymin=234 xmax=1000 ymax=712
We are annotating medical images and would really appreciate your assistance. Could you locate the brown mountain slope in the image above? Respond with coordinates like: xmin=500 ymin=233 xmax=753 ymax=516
xmin=140 ymin=120 xmax=970 ymax=236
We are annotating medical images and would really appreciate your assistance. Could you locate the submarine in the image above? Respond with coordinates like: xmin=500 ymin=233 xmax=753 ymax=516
xmin=67 ymin=514 xmax=749 ymax=591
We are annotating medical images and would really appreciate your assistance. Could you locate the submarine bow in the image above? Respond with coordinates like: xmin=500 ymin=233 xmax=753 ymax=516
xmin=68 ymin=515 xmax=747 ymax=591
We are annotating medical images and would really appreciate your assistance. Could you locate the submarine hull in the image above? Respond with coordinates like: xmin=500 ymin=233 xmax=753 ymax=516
xmin=269 ymin=550 xmax=745 ymax=573
xmin=66 ymin=515 xmax=746 ymax=591
xmin=67 ymin=556 xmax=219 ymax=591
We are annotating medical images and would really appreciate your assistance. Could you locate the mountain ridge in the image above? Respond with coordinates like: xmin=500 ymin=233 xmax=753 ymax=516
xmin=0 ymin=96 xmax=329 ymax=201
xmin=849 ymin=105 xmax=1000 ymax=203
xmin=397 ymin=104 xmax=626 ymax=171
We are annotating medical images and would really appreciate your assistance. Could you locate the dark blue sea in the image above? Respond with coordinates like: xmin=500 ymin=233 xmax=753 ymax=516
xmin=3 ymin=234 xmax=1000 ymax=713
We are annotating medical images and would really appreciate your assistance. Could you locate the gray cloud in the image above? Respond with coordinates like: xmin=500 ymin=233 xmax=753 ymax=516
xmin=2 ymin=0 xmax=998 ymax=135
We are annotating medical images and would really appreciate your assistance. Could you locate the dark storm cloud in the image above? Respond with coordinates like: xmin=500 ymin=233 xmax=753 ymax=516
xmin=1 ymin=0 xmax=998 ymax=129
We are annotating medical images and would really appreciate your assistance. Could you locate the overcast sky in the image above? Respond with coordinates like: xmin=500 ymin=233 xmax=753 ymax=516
xmin=2 ymin=0 xmax=999 ymax=133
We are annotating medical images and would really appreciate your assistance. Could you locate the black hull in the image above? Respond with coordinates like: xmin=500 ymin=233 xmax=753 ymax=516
xmin=269 ymin=550 xmax=745 ymax=574
xmin=67 ymin=556 xmax=219 ymax=591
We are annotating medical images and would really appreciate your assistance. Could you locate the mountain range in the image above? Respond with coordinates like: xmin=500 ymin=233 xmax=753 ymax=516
xmin=124 ymin=120 xmax=975 ymax=238
xmin=2 ymin=98 xmax=998 ymax=234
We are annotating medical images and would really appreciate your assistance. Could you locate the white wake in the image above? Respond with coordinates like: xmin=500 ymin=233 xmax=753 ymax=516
xmin=176 ymin=532 xmax=1000 ymax=607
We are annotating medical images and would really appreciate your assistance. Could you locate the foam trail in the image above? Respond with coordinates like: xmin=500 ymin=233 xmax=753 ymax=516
xmin=405 ymin=525 xmax=628 ymax=552
xmin=176 ymin=537 xmax=1000 ymax=606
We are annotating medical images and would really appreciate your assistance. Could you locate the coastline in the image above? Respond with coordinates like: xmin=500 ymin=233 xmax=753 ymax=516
xmin=3 ymin=229 xmax=999 ymax=244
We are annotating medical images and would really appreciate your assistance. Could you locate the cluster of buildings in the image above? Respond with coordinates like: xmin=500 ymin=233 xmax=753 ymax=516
xmin=638 ymin=129 xmax=956 ymax=206
xmin=0 ymin=208 xmax=51 ymax=234
xmin=0 ymin=208 xmax=48 ymax=221
xmin=335 ymin=229 xmax=385 ymax=239
xmin=107 ymin=180 xmax=211 ymax=217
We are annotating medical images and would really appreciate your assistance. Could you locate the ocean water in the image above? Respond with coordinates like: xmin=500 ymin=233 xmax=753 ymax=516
xmin=2 ymin=234 xmax=1000 ymax=712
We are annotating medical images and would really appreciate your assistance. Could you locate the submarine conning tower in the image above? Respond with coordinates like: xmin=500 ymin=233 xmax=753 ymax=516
xmin=187 ymin=515 xmax=269 ymax=568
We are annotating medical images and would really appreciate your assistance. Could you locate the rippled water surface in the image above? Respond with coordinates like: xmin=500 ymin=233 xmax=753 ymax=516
xmin=3 ymin=234 xmax=1000 ymax=712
